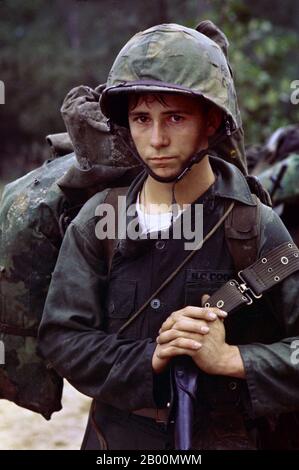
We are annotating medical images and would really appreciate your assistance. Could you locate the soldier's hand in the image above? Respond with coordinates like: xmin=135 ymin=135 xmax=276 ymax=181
xmin=152 ymin=337 xmax=202 ymax=374
xmin=191 ymin=317 xmax=245 ymax=377
xmin=191 ymin=315 xmax=227 ymax=373
xmin=152 ymin=300 xmax=227 ymax=374
xmin=158 ymin=296 xmax=227 ymax=338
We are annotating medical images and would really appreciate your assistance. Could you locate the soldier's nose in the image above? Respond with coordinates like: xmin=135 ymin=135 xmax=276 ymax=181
xmin=150 ymin=123 xmax=169 ymax=149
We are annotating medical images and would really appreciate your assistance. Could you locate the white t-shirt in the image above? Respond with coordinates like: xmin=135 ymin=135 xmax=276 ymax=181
xmin=136 ymin=191 xmax=183 ymax=234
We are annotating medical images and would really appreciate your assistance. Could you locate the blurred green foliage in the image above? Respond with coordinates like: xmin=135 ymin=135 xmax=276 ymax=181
xmin=0 ymin=0 xmax=298 ymax=178
xmin=204 ymin=0 xmax=299 ymax=142
xmin=0 ymin=0 xmax=199 ymax=177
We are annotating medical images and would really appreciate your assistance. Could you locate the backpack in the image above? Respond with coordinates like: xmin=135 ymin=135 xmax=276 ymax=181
xmin=0 ymin=151 xmax=139 ymax=419
xmin=0 ymin=153 xmax=75 ymax=419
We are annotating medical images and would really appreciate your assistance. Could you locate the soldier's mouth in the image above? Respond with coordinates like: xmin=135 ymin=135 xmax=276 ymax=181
xmin=149 ymin=156 xmax=177 ymax=162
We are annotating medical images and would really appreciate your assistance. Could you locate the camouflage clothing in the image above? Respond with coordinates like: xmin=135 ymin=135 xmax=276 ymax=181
xmin=0 ymin=154 xmax=74 ymax=418
xmin=101 ymin=24 xmax=241 ymax=128
xmin=0 ymin=94 xmax=141 ymax=417
xmin=258 ymin=153 xmax=299 ymax=205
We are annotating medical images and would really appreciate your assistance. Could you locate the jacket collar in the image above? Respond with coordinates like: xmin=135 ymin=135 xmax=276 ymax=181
xmin=210 ymin=156 xmax=255 ymax=206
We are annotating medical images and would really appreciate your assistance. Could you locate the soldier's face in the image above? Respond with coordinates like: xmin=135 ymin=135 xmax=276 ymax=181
xmin=128 ymin=93 xmax=217 ymax=180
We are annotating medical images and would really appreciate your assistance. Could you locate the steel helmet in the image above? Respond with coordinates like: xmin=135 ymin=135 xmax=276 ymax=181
xmin=101 ymin=23 xmax=245 ymax=182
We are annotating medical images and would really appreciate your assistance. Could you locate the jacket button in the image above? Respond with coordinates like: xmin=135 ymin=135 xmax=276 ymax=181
xmin=155 ymin=241 xmax=165 ymax=250
xmin=150 ymin=298 xmax=161 ymax=309
xmin=228 ymin=381 xmax=238 ymax=391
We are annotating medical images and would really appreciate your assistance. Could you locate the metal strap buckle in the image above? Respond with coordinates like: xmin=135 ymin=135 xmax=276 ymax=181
xmin=228 ymin=279 xmax=253 ymax=305
xmin=236 ymin=270 xmax=263 ymax=304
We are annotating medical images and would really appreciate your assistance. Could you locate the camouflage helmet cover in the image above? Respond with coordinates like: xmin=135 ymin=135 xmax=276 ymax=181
xmin=100 ymin=23 xmax=242 ymax=131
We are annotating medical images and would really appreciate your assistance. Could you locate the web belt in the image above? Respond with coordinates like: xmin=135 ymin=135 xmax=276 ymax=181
xmin=204 ymin=241 xmax=299 ymax=312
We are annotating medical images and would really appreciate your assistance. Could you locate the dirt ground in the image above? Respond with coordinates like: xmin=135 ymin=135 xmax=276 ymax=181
xmin=0 ymin=381 xmax=91 ymax=450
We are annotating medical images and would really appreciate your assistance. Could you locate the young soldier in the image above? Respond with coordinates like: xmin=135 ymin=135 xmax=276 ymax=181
xmin=38 ymin=23 xmax=299 ymax=450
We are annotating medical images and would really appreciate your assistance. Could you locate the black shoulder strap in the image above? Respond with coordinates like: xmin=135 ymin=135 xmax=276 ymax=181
xmin=224 ymin=195 xmax=261 ymax=271
xmin=101 ymin=186 xmax=128 ymax=273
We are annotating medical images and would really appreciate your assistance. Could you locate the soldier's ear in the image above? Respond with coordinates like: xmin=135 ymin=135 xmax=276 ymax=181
xmin=206 ymin=107 xmax=223 ymax=137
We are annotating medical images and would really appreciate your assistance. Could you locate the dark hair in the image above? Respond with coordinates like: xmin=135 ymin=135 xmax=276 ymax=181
xmin=128 ymin=93 xmax=172 ymax=112
xmin=110 ymin=91 xmax=212 ymax=128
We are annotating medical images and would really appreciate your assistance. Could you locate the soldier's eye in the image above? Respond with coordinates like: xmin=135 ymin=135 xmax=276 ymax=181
xmin=170 ymin=115 xmax=184 ymax=123
xmin=134 ymin=115 xmax=149 ymax=124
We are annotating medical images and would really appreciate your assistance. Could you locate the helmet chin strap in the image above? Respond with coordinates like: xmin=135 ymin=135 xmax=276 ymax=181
xmin=139 ymin=147 xmax=208 ymax=183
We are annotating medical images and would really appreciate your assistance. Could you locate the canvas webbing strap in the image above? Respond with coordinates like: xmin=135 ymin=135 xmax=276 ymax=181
xmin=204 ymin=241 xmax=299 ymax=312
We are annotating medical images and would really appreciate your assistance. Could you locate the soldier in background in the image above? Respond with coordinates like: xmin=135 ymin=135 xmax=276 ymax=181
xmin=249 ymin=124 xmax=299 ymax=245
